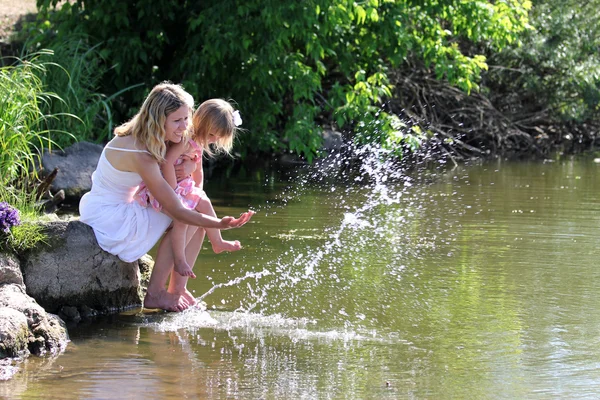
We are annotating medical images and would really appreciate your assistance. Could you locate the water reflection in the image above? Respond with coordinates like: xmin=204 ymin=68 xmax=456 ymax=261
xmin=3 ymin=153 xmax=600 ymax=399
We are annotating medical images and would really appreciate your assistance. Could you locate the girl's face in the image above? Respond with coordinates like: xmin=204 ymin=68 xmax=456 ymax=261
xmin=206 ymin=128 xmax=226 ymax=145
xmin=207 ymin=130 xmax=219 ymax=144
xmin=164 ymin=105 xmax=190 ymax=143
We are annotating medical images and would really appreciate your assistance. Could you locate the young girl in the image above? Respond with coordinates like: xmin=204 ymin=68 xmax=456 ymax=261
xmin=135 ymin=99 xmax=244 ymax=278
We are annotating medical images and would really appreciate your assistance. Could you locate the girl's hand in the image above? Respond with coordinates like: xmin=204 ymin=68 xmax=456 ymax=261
xmin=219 ymin=211 xmax=255 ymax=229
xmin=175 ymin=158 xmax=196 ymax=181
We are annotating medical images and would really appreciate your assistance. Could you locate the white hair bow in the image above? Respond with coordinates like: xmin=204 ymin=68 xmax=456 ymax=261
xmin=232 ymin=110 xmax=242 ymax=127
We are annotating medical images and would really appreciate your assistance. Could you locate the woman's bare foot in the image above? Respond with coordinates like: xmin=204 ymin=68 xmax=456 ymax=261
xmin=182 ymin=289 xmax=196 ymax=306
xmin=168 ymin=288 xmax=196 ymax=307
xmin=144 ymin=290 xmax=190 ymax=312
xmin=211 ymin=239 xmax=241 ymax=254
xmin=174 ymin=258 xmax=196 ymax=278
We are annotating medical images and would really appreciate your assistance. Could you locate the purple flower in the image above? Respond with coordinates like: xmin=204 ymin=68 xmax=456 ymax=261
xmin=0 ymin=202 xmax=20 ymax=233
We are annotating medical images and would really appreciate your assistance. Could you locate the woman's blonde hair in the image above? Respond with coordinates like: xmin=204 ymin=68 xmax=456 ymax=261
xmin=114 ymin=82 xmax=194 ymax=162
xmin=191 ymin=99 xmax=239 ymax=157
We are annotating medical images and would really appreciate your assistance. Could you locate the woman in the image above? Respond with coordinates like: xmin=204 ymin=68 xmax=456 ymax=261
xmin=79 ymin=82 xmax=253 ymax=312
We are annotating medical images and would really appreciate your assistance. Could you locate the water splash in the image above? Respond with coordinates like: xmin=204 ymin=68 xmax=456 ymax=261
xmin=191 ymin=143 xmax=427 ymax=336
xmin=196 ymin=269 xmax=272 ymax=303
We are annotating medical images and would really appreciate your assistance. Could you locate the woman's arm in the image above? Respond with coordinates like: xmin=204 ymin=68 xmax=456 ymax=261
xmin=162 ymin=141 xmax=187 ymax=189
xmin=135 ymin=153 xmax=252 ymax=229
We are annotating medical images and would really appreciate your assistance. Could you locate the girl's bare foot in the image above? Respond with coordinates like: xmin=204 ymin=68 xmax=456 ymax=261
xmin=211 ymin=240 xmax=242 ymax=254
xmin=174 ymin=258 xmax=196 ymax=278
xmin=144 ymin=290 xmax=190 ymax=312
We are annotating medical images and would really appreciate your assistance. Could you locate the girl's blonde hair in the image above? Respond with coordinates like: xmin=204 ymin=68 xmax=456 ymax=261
xmin=191 ymin=99 xmax=239 ymax=157
xmin=114 ymin=82 xmax=194 ymax=162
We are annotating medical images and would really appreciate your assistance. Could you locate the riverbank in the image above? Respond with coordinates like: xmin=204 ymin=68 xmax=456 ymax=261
xmin=0 ymin=0 xmax=35 ymax=57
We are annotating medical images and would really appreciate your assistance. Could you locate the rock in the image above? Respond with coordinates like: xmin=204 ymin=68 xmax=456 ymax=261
xmin=0 ymin=284 xmax=68 ymax=358
xmin=0 ymin=254 xmax=23 ymax=288
xmin=21 ymin=220 xmax=145 ymax=314
xmin=41 ymin=141 xmax=103 ymax=200
xmin=138 ymin=254 xmax=155 ymax=291
xmin=321 ymin=129 xmax=344 ymax=153
xmin=0 ymin=307 xmax=29 ymax=359
xmin=58 ymin=306 xmax=80 ymax=323
xmin=78 ymin=305 xmax=98 ymax=319
xmin=0 ymin=358 xmax=20 ymax=381
xmin=0 ymin=252 xmax=68 ymax=363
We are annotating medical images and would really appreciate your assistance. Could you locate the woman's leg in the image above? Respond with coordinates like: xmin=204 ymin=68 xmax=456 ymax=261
xmin=168 ymin=226 xmax=205 ymax=305
xmin=144 ymin=230 xmax=191 ymax=312
xmin=171 ymin=221 xmax=196 ymax=278
xmin=194 ymin=196 xmax=241 ymax=253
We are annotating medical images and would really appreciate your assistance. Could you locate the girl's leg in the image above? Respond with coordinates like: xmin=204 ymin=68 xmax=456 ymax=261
xmin=168 ymin=226 xmax=205 ymax=305
xmin=171 ymin=221 xmax=196 ymax=278
xmin=144 ymin=230 xmax=191 ymax=312
xmin=195 ymin=196 xmax=241 ymax=253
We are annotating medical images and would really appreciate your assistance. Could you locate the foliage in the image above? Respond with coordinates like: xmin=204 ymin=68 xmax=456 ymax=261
xmin=489 ymin=0 xmax=600 ymax=122
xmin=0 ymin=202 xmax=20 ymax=233
xmin=0 ymin=192 xmax=46 ymax=253
xmin=16 ymin=21 xmax=144 ymax=146
xmin=0 ymin=51 xmax=69 ymax=186
xmin=6 ymin=221 xmax=48 ymax=252
xmin=34 ymin=0 xmax=531 ymax=160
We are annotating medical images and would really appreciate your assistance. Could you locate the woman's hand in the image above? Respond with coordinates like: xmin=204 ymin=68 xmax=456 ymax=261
xmin=219 ymin=211 xmax=255 ymax=229
xmin=175 ymin=157 xmax=196 ymax=181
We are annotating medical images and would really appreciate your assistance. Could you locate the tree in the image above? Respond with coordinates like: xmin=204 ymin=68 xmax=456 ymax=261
xmin=35 ymin=0 xmax=531 ymax=159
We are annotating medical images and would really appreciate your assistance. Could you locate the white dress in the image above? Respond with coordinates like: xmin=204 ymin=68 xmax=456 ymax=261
xmin=79 ymin=146 xmax=172 ymax=262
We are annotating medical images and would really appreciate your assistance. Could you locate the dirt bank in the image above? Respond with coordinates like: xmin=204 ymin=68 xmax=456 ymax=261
xmin=0 ymin=0 xmax=36 ymax=42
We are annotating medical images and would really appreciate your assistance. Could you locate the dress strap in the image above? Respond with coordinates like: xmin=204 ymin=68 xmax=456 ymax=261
xmin=186 ymin=139 xmax=203 ymax=163
xmin=105 ymin=145 xmax=151 ymax=154
xmin=188 ymin=139 xmax=202 ymax=152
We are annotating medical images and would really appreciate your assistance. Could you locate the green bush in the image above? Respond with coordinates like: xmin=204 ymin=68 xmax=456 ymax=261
xmin=490 ymin=0 xmax=600 ymax=122
xmin=35 ymin=0 xmax=531 ymax=160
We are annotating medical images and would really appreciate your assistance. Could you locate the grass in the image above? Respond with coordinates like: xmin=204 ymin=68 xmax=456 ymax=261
xmin=0 ymin=49 xmax=74 ymax=187
xmin=25 ymin=36 xmax=145 ymax=146
xmin=0 ymin=51 xmax=68 ymax=253
xmin=0 ymin=186 xmax=47 ymax=253
xmin=29 ymin=38 xmax=114 ymax=146
xmin=7 ymin=221 xmax=47 ymax=252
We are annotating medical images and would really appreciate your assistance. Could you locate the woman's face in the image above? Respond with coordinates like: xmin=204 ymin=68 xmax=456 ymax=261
xmin=164 ymin=105 xmax=190 ymax=143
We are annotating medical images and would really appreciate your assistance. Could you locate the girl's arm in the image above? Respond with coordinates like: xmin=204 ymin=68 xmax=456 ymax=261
xmin=162 ymin=141 xmax=187 ymax=189
xmin=191 ymin=149 xmax=204 ymax=190
xmin=135 ymin=153 xmax=252 ymax=229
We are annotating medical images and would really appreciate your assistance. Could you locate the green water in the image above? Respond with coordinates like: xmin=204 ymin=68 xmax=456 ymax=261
xmin=3 ymin=155 xmax=600 ymax=399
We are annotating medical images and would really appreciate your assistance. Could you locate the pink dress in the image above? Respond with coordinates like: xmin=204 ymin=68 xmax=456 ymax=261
xmin=134 ymin=140 xmax=205 ymax=211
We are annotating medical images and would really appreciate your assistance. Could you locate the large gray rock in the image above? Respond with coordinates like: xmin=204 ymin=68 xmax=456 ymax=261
xmin=0 ymin=284 xmax=67 ymax=358
xmin=0 ymin=253 xmax=68 ymax=367
xmin=21 ymin=220 xmax=144 ymax=314
xmin=41 ymin=141 xmax=103 ymax=199
xmin=0 ymin=307 xmax=29 ymax=359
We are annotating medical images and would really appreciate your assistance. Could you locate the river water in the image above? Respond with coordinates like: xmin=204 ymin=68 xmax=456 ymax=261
xmin=3 ymin=150 xmax=600 ymax=399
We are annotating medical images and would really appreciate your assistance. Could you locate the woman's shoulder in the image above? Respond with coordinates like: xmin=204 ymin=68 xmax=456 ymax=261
xmin=104 ymin=136 xmax=156 ymax=172
xmin=107 ymin=136 xmax=149 ymax=152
